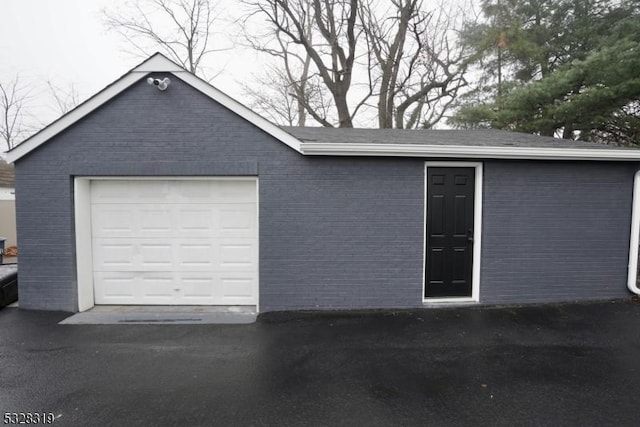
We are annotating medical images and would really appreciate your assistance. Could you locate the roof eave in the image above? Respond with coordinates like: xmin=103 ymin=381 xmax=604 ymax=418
xmin=299 ymin=142 xmax=640 ymax=161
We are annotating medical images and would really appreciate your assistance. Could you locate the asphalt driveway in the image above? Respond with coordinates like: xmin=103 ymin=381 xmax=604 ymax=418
xmin=1 ymin=300 xmax=640 ymax=426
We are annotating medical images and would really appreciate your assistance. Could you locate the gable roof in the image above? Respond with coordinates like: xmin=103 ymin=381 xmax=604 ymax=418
xmin=6 ymin=52 xmax=640 ymax=163
xmin=284 ymin=127 xmax=640 ymax=161
xmin=6 ymin=53 xmax=302 ymax=163
xmin=0 ymin=158 xmax=14 ymax=188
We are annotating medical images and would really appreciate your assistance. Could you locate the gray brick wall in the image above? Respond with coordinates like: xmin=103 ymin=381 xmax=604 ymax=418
xmin=259 ymin=156 xmax=424 ymax=311
xmin=13 ymin=73 xmax=639 ymax=312
xmin=481 ymin=160 xmax=637 ymax=304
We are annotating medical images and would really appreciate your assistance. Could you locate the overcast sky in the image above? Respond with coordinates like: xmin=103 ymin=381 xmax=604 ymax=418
xmin=0 ymin=1 xmax=126 ymax=94
xmin=0 ymin=0 xmax=258 ymax=132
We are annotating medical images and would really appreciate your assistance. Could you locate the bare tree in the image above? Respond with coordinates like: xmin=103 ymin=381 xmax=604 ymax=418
xmin=103 ymin=0 xmax=228 ymax=76
xmin=242 ymin=0 xmax=336 ymax=126
xmin=243 ymin=0 xmax=470 ymax=128
xmin=46 ymin=80 xmax=81 ymax=116
xmin=361 ymin=0 xmax=472 ymax=129
xmin=243 ymin=65 xmax=333 ymax=126
xmin=0 ymin=76 xmax=33 ymax=152
xmin=243 ymin=0 xmax=373 ymax=127
xmin=243 ymin=68 xmax=302 ymax=126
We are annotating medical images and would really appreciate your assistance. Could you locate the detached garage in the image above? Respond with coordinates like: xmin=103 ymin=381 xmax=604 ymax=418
xmin=7 ymin=53 xmax=640 ymax=313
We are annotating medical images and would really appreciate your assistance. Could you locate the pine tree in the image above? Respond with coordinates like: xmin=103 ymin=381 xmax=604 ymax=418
xmin=450 ymin=0 xmax=640 ymax=145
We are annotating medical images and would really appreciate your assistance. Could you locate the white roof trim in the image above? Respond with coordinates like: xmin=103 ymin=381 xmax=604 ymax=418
xmin=299 ymin=142 xmax=640 ymax=161
xmin=7 ymin=53 xmax=301 ymax=163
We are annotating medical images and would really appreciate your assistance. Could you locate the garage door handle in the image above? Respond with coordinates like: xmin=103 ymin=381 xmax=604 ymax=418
xmin=467 ymin=229 xmax=474 ymax=243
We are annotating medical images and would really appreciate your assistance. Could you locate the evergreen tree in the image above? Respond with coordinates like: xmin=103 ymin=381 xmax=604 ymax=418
xmin=450 ymin=0 xmax=640 ymax=144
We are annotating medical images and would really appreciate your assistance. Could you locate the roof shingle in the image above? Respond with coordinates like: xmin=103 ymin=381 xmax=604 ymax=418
xmin=282 ymin=127 xmax=630 ymax=150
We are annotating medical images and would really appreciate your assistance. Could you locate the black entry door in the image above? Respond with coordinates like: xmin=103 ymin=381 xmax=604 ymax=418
xmin=425 ymin=167 xmax=475 ymax=298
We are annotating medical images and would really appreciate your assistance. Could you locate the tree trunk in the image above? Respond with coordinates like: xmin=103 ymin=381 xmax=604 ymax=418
xmin=378 ymin=69 xmax=392 ymax=128
xmin=334 ymin=86 xmax=353 ymax=127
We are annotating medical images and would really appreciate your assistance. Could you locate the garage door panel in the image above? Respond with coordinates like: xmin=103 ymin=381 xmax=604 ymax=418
xmin=91 ymin=206 xmax=136 ymax=237
xmin=91 ymin=181 xmax=137 ymax=203
xmin=95 ymin=272 xmax=257 ymax=305
xmin=141 ymin=274 xmax=176 ymax=298
xmin=92 ymin=181 xmax=172 ymax=203
xmin=220 ymin=274 xmax=257 ymax=304
xmin=181 ymin=275 xmax=216 ymax=300
xmin=220 ymin=206 xmax=257 ymax=237
xmin=93 ymin=204 xmax=175 ymax=238
xmin=140 ymin=243 xmax=174 ymax=268
xmin=177 ymin=208 xmax=217 ymax=235
xmin=178 ymin=242 xmax=215 ymax=269
xmin=174 ymin=181 xmax=215 ymax=201
xmin=93 ymin=241 xmax=135 ymax=269
xmin=94 ymin=272 xmax=137 ymax=303
xmin=135 ymin=182 xmax=172 ymax=203
xmin=219 ymin=240 xmax=257 ymax=269
xmin=90 ymin=179 xmax=258 ymax=306
xmin=100 ymin=204 xmax=259 ymax=239
xmin=215 ymin=181 xmax=257 ymax=203
xmin=170 ymin=180 xmax=256 ymax=203
xmin=93 ymin=238 xmax=258 ymax=272
xmin=139 ymin=207 xmax=173 ymax=233
xmin=93 ymin=239 xmax=175 ymax=272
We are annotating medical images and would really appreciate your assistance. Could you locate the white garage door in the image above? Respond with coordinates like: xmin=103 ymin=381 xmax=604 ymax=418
xmin=90 ymin=179 xmax=258 ymax=305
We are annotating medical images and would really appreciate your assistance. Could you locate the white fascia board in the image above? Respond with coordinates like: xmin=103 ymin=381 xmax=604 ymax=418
xmin=173 ymin=72 xmax=302 ymax=153
xmin=299 ymin=143 xmax=640 ymax=161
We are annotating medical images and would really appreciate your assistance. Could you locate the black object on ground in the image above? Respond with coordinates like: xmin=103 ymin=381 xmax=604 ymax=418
xmin=0 ymin=264 xmax=18 ymax=308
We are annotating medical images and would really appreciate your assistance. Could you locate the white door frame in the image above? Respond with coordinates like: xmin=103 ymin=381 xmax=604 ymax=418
xmin=74 ymin=176 xmax=260 ymax=312
xmin=423 ymin=162 xmax=483 ymax=303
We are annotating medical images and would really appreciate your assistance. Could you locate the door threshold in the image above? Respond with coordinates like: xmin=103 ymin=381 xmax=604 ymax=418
xmin=59 ymin=305 xmax=257 ymax=325
xmin=422 ymin=299 xmax=479 ymax=308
